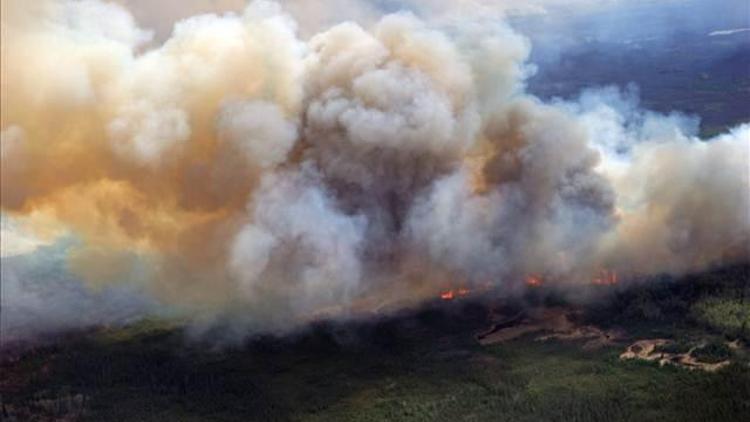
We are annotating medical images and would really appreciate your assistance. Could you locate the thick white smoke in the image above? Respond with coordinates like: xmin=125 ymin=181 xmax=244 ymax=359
xmin=228 ymin=167 xmax=367 ymax=330
xmin=1 ymin=0 xmax=748 ymax=346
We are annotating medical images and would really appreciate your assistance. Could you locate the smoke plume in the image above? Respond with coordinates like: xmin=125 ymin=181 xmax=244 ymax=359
xmin=1 ymin=0 xmax=748 ymax=345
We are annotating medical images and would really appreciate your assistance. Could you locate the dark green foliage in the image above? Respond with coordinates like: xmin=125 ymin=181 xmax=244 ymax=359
xmin=653 ymin=341 xmax=693 ymax=355
xmin=692 ymin=342 xmax=733 ymax=364
xmin=584 ymin=265 xmax=749 ymax=335
xmin=692 ymin=298 xmax=750 ymax=341
xmin=3 ymin=265 xmax=750 ymax=421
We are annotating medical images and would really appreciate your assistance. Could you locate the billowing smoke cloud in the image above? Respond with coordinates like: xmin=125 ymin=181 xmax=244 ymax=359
xmin=1 ymin=0 xmax=748 ymax=346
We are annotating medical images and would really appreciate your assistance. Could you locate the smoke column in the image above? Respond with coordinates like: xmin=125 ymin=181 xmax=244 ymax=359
xmin=1 ymin=0 xmax=748 ymax=344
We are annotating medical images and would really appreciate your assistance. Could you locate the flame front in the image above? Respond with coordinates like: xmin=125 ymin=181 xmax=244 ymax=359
xmin=525 ymin=275 xmax=543 ymax=287
xmin=440 ymin=287 xmax=470 ymax=300
xmin=592 ymin=269 xmax=618 ymax=285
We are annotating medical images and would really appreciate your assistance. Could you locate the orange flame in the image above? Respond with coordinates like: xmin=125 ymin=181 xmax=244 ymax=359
xmin=440 ymin=287 xmax=471 ymax=300
xmin=592 ymin=269 xmax=618 ymax=285
xmin=525 ymin=274 xmax=543 ymax=287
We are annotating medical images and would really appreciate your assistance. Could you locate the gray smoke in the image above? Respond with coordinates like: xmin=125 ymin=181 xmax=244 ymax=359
xmin=1 ymin=0 xmax=747 ymax=346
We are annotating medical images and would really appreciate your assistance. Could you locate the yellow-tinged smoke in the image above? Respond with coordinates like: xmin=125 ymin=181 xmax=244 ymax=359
xmin=1 ymin=0 xmax=748 ymax=337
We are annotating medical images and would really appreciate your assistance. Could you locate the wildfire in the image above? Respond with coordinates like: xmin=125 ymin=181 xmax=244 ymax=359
xmin=440 ymin=287 xmax=470 ymax=300
xmin=522 ymin=270 xmax=617 ymax=288
xmin=525 ymin=274 xmax=543 ymax=287
xmin=592 ymin=269 xmax=618 ymax=285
